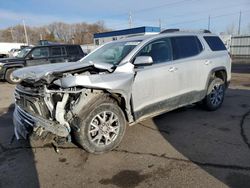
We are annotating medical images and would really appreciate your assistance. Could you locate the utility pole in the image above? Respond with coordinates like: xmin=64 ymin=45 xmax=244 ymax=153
xmin=128 ymin=11 xmax=132 ymax=28
xmin=23 ymin=20 xmax=29 ymax=45
xmin=208 ymin=15 xmax=211 ymax=30
xmin=10 ymin=27 xmax=14 ymax=42
xmin=238 ymin=11 xmax=242 ymax=35
xmin=158 ymin=18 xmax=162 ymax=30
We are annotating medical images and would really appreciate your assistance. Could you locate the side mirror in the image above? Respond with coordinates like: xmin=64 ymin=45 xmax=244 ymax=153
xmin=26 ymin=54 xmax=34 ymax=60
xmin=134 ymin=56 xmax=153 ymax=66
xmin=31 ymin=54 xmax=35 ymax=59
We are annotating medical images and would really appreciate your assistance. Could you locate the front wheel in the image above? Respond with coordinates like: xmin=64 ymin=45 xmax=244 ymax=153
xmin=73 ymin=96 xmax=126 ymax=154
xmin=203 ymin=78 xmax=225 ymax=111
xmin=5 ymin=68 xmax=21 ymax=84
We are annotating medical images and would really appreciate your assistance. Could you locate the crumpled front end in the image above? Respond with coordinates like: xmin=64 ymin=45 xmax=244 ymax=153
xmin=13 ymin=62 xmax=135 ymax=143
xmin=13 ymin=84 xmax=71 ymax=141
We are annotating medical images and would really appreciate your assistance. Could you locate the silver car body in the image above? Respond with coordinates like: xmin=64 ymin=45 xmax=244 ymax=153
xmin=13 ymin=32 xmax=231 ymax=140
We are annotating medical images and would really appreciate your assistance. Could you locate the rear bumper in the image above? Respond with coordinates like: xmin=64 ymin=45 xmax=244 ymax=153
xmin=13 ymin=105 xmax=69 ymax=139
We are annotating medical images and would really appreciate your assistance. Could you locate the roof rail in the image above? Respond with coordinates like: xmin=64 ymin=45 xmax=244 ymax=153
xmin=160 ymin=29 xmax=180 ymax=33
xmin=160 ymin=29 xmax=211 ymax=34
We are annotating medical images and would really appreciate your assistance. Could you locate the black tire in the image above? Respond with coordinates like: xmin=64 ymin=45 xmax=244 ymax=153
xmin=203 ymin=77 xmax=225 ymax=111
xmin=73 ymin=95 xmax=126 ymax=154
xmin=5 ymin=68 xmax=21 ymax=84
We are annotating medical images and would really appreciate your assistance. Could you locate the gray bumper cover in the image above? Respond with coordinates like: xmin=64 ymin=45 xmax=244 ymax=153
xmin=13 ymin=105 xmax=70 ymax=139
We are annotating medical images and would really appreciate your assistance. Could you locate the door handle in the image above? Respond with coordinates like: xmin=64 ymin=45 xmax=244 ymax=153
xmin=204 ymin=60 xmax=211 ymax=65
xmin=168 ymin=67 xmax=178 ymax=72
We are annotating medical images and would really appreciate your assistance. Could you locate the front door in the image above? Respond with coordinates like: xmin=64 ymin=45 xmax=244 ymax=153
xmin=131 ymin=37 xmax=176 ymax=120
xmin=26 ymin=47 xmax=50 ymax=66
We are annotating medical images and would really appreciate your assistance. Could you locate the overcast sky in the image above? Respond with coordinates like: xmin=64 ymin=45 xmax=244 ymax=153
xmin=0 ymin=0 xmax=250 ymax=33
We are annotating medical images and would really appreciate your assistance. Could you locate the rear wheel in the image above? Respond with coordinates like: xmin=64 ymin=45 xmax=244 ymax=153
xmin=73 ymin=95 xmax=126 ymax=154
xmin=5 ymin=68 xmax=21 ymax=84
xmin=203 ymin=77 xmax=225 ymax=111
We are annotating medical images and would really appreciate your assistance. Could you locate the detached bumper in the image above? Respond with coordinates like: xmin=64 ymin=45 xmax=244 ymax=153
xmin=13 ymin=105 xmax=70 ymax=139
xmin=14 ymin=105 xmax=35 ymax=139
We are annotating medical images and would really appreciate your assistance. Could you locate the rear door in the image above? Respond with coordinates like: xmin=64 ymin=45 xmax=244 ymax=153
xmin=26 ymin=47 xmax=50 ymax=66
xmin=170 ymin=36 xmax=204 ymax=97
xmin=49 ymin=46 xmax=67 ymax=63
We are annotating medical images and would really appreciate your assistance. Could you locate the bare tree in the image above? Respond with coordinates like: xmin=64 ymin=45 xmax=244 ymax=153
xmin=0 ymin=21 xmax=109 ymax=45
xmin=0 ymin=29 xmax=13 ymax=42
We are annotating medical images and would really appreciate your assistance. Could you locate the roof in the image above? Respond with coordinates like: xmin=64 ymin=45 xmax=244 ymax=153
xmin=94 ymin=26 xmax=160 ymax=38
xmin=35 ymin=44 xmax=80 ymax=48
xmin=110 ymin=31 xmax=216 ymax=42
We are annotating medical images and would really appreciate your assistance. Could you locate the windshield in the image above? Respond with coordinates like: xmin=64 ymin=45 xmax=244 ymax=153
xmin=16 ymin=47 xmax=31 ymax=58
xmin=81 ymin=40 xmax=141 ymax=65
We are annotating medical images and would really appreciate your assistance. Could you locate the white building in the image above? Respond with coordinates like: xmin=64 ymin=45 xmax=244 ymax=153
xmin=220 ymin=34 xmax=250 ymax=57
xmin=0 ymin=42 xmax=27 ymax=58
xmin=93 ymin=26 xmax=160 ymax=46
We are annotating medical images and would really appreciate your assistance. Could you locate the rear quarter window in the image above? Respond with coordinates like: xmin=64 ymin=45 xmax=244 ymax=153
xmin=203 ymin=36 xmax=227 ymax=51
xmin=171 ymin=36 xmax=203 ymax=60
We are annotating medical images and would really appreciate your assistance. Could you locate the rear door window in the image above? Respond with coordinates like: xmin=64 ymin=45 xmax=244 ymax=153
xmin=66 ymin=46 xmax=80 ymax=56
xmin=203 ymin=36 xmax=227 ymax=51
xmin=171 ymin=36 xmax=202 ymax=60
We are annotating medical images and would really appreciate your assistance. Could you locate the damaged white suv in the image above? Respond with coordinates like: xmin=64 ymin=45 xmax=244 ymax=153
xmin=13 ymin=30 xmax=231 ymax=153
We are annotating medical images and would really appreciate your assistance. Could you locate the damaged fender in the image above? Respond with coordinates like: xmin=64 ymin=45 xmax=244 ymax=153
xmin=54 ymin=63 xmax=135 ymax=121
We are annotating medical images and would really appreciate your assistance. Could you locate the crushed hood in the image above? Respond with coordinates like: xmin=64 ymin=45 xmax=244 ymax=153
xmin=12 ymin=61 xmax=114 ymax=83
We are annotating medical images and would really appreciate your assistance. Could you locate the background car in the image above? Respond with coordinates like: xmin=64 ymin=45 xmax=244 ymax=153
xmin=0 ymin=44 xmax=85 ymax=84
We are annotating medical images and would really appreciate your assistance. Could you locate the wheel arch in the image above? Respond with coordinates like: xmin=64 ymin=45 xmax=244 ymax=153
xmin=4 ymin=65 xmax=24 ymax=79
xmin=108 ymin=92 xmax=134 ymax=123
xmin=69 ymin=88 xmax=134 ymax=124
xmin=205 ymin=66 xmax=228 ymax=90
